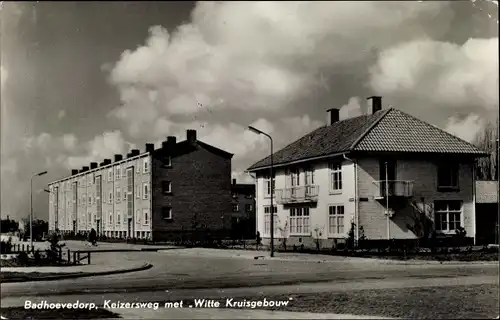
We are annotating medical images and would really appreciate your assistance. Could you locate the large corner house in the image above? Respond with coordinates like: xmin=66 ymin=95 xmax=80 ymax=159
xmin=48 ymin=129 xmax=233 ymax=241
xmin=247 ymin=96 xmax=489 ymax=248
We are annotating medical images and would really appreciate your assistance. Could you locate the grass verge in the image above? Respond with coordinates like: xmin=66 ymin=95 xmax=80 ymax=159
xmin=0 ymin=307 xmax=120 ymax=319
xmin=1 ymin=272 xmax=84 ymax=282
xmin=180 ymin=284 xmax=499 ymax=319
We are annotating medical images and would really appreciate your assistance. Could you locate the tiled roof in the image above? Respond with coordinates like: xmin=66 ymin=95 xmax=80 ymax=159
xmin=354 ymin=109 xmax=488 ymax=154
xmin=247 ymin=110 xmax=388 ymax=170
xmin=247 ymin=108 xmax=488 ymax=171
xmin=476 ymin=180 xmax=498 ymax=204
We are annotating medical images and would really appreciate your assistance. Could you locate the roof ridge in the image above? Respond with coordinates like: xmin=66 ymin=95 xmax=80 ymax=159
xmin=392 ymin=109 xmax=487 ymax=154
xmin=349 ymin=108 xmax=393 ymax=151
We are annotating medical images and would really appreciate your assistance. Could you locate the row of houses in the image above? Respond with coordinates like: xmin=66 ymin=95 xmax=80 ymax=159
xmin=48 ymin=96 xmax=498 ymax=245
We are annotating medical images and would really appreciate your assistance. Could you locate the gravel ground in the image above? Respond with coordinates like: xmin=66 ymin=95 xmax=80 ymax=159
xmin=177 ymin=284 xmax=499 ymax=319
xmin=0 ymin=307 xmax=120 ymax=319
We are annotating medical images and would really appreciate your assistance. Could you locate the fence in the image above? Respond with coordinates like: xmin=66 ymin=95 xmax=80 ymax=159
xmin=6 ymin=243 xmax=92 ymax=265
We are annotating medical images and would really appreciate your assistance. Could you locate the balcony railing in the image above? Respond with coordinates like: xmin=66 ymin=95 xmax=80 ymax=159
xmin=373 ymin=180 xmax=414 ymax=198
xmin=275 ymin=185 xmax=319 ymax=204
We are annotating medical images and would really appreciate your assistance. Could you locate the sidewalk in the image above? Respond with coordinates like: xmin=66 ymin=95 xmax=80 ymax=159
xmin=112 ymin=307 xmax=396 ymax=319
xmin=158 ymin=248 xmax=499 ymax=265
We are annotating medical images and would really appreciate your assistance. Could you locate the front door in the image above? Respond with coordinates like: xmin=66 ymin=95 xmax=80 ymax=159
xmin=380 ymin=160 xmax=396 ymax=196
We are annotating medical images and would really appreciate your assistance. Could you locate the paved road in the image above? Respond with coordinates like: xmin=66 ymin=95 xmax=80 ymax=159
xmin=2 ymin=250 xmax=498 ymax=297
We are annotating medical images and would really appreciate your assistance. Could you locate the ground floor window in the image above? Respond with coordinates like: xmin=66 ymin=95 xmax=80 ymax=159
xmin=289 ymin=207 xmax=310 ymax=235
xmin=434 ymin=200 xmax=462 ymax=232
xmin=328 ymin=205 xmax=345 ymax=235
xmin=264 ymin=214 xmax=278 ymax=235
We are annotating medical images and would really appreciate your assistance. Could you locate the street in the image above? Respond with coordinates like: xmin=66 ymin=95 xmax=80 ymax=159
xmin=1 ymin=248 xmax=499 ymax=318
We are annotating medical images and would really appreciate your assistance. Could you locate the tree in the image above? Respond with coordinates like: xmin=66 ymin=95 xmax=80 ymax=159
xmin=311 ymin=225 xmax=324 ymax=252
xmin=278 ymin=218 xmax=289 ymax=251
xmin=407 ymin=200 xmax=435 ymax=248
xmin=0 ymin=216 xmax=19 ymax=233
xmin=473 ymin=118 xmax=498 ymax=181
xmin=23 ymin=219 xmax=49 ymax=240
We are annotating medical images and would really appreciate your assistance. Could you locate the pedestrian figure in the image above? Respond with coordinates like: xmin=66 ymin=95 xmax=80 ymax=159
xmin=89 ymin=228 xmax=97 ymax=246
xmin=256 ymin=231 xmax=262 ymax=251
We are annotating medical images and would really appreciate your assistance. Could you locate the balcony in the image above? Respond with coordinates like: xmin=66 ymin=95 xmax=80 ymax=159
xmin=373 ymin=180 xmax=414 ymax=199
xmin=275 ymin=185 xmax=319 ymax=204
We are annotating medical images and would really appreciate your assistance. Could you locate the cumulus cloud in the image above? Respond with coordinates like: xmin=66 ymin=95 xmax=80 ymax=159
xmin=108 ymin=1 xmax=452 ymax=133
xmin=444 ymin=113 xmax=485 ymax=143
xmin=339 ymin=97 xmax=363 ymax=120
xmin=370 ymin=37 xmax=499 ymax=110
xmin=232 ymin=171 xmax=255 ymax=184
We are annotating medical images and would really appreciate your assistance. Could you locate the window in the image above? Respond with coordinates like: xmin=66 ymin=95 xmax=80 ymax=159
xmin=305 ymin=167 xmax=315 ymax=185
xmin=117 ymin=211 xmax=121 ymax=225
xmin=290 ymin=168 xmax=300 ymax=187
xmin=109 ymin=212 xmax=113 ymax=226
xmin=264 ymin=205 xmax=277 ymax=214
xmin=162 ymin=181 xmax=172 ymax=194
xmin=88 ymin=195 xmax=92 ymax=205
xmin=136 ymin=163 xmax=140 ymax=173
xmin=143 ymin=183 xmax=149 ymax=199
xmin=108 ymin=191 xmax=113 ymax=204
xmin=264 ymin=213 xmax=278 ymax=235
xmin=123 ymin=189 xmax=127 ymax=201
xmin=143 ymin=159 xmax=149 ymax=173
xmin=434 ymin=200 xmax=462 ymax=232
xmin=329 ymin=162 xmax=342 ymax=192
xmin=115 ymin=167 xmax=121 ymax=180
xmin=143 ymin=209 xmax=149 ymax=224
xmin=437 ymin=162 xmax=459 ymax=190
xmin=93 ymin=214 xmax=97 ymax=223
xmin=163 ymin=156 xmax=172 ymax=167
xmin=289 ymin=207 xmax=310 ymax=234
xmin=126 ymin=168 xmax=133 ymax=219
xmin=136 ymin=209 xmax=141 ymax=223
xmin=136 ymin=185 xmax=141 ymax=199
xmin=162 ymin=207 xmax=172 ymax=220
xmin=122 ymin=167 xmax=128 ymax=179
xmin=88 ymin=174 xmax=92 ymax=186
xmin=245 ymin=204 xmax=253 ymax=212
xmin=232 ymin=204 xmax=239 ymax=212
xmin=108 ymin=169 xmax=112 ymax=182
xmin=328 ymin=205 xmax=345 ymax=235
xmin=264 ymin=174 xmax=275 ymax=197
xmin=116 ymin=187 xmax=121 ymax=203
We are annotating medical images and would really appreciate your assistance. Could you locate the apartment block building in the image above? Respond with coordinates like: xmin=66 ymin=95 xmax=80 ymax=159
xmin=247 ymin=97 xmax=488 ymax=248
xmin=48 ymin=129 xmax=234 ymax=241
xmin=231 ymin=179 xmax=256 ymax=239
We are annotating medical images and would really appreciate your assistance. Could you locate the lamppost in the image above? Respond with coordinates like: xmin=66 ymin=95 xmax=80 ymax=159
xmin=248 ymin=126 xmax=274 ymax=257
xmin=30 ymin=170 xmax=47 ymax=248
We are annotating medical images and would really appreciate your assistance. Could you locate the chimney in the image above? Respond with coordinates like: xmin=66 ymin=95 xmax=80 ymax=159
xmin=71 ymin=169 xmax=78 ymax=175
xmin=167 ymin=136 xmax=177 ymax=145
xmin=131 ymin=149 xmax=140 ymax=156
xmin=126 ymin=152 xmax=133 ymax=158
xmin=80 ymin=166 xmax=89 ymax=173
xmin=90 ymin=162 xmax=98 ymax=169
xmin=326 ymin=108 xmax=340 ymax=125
xmin=114 ymin=154 xmax=123 ymax=162
xmin=367 ymin=96 xmax=382 ymax=114
xmin=99 ymin=161 xmax=105 ymax=167
xmin=186 ymin=129 xmax=197 ymax=143
xmin=104 ymin=159 xmax=111 ymax=165
xmin=145 ymin=143 xmax=155 ymax=153
xmin=232 ymin=179 xmax=236 ymax=186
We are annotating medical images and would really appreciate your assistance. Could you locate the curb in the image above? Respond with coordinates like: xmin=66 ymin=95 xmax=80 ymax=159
xmin=1 ymin=263 xmax=153 ymax=283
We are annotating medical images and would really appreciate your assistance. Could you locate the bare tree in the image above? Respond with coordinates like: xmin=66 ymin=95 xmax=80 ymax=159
xmin=473 ymin=118 xmax=498 ymax=181
xmin=278 ymin=218 xmax=289 ymax=251
xmin=311 ymin=225 xmax=324 ymax=252
xmin=407 ymin=199 xmax=435 ymax=248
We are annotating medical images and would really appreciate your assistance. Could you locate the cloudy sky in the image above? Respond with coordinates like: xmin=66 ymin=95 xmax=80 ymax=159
xmin=0 ymin=1 xmax=498 ymax=221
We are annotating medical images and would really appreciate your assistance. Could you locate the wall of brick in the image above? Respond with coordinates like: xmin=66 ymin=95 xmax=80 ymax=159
xmin=151 ymin=143 xmax=232 ymax=241
xmin=356 ymin=156 xmax=476 ymax=241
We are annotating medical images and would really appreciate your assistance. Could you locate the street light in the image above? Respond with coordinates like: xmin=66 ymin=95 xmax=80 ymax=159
xmin=248 ymin=126 xmax=274 ymax=257
xmin=30 ymin=170 xmax=47 ymax=249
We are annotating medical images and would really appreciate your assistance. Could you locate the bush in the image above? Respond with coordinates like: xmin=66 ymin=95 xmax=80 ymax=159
xmin=0 ymin=238 xmax=13 ymax=254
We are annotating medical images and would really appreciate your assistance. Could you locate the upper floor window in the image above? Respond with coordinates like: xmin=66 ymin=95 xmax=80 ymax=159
xmin=437 ymin=162 xmax=459 ymax=191
xmin=116 ymin=187 xmax=121 ymax=202
xmin=264 ymin=205 xmax=277 ymax=214
xmin=108 ymin=169 xmax=113 ymax=182
xmin=143 ymin=158 xmax=149 ymax=174
xmin=245 ymin=204 xmax=253 ymax=212
xmin=328 ymin=205 xmax=345 ymax=235
xmin=304 ymin=167 xmax=315 ymax=185
xmin=264 ymin=174 xmax=275 ymax=197
xmin=289 ymin=168 xmax=300 ymax=187
xmin=329 ymin=162 xmax=342 ymax=192
xmin=115 ymin=167 xmax=121 ymax=180
xmin=162 ymin=207 xmax=172 ymax=220
xmin=232 ymin=204 xmax=239 ymax=212
xmin=136 ymin=185 xmax=141 ymax=199
xmin=143 ymin=183 xmax=149 ymax=200
xmin=434 ymin=200 xmax=462 ymax=232
xmin=162 ymin=181 xmax=172 ymax=194
xmin=163 ymin=156 xmax=172 ymax=167
xmin=143 ymin=209 xmax=149 ymax=224
xmin=108 ymin=191 xmax=113 ymax=204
